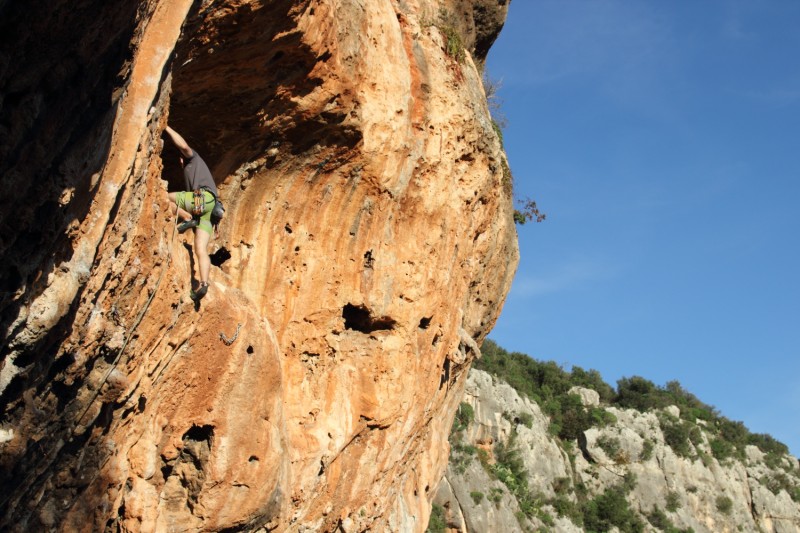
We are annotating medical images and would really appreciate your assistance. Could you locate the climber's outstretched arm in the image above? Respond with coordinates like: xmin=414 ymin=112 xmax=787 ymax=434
xmin=164 ymin=125 xmax=193 ymax=158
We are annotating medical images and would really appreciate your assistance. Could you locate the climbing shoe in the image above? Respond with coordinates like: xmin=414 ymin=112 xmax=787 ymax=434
xmin=178 ymin=219 xmax=198 ymax=234
xmin=190 ymin=282 xmax=208 ymax=302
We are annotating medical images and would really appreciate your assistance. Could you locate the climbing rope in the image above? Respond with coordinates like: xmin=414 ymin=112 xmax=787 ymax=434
xmin=0 ymin=199 xmax=180 ymax=516
xmin=220 ymin=322 xmax=242 ymax=345
xmin=315 ymin=156 xmax=332 ymax=172
xmin=74 ymin=217 xmax=178 ymax=426
xmin=308 ymin=155 xmax=332 ymax=182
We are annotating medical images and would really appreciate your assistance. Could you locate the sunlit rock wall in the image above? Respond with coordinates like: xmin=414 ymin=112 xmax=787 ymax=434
xmin=0 ymin=0 xmax=516 ymax=530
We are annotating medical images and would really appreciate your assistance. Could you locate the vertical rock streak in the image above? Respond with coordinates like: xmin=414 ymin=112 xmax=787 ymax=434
xmin=0 ymin=0 xmax=516 ymax=530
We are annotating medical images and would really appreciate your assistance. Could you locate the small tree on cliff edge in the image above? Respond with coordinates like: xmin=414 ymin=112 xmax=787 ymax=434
xmin=484 ymin=72 xmax=546 ymax=226
xmin=514 ymin=198 xmax=546 ymax=225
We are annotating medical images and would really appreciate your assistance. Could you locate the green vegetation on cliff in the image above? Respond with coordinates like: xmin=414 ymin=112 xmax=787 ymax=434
xmin=437 ymin=340 xmax=799 ymax=532
xmin=475 ymin=339 xmax=791 ymax=462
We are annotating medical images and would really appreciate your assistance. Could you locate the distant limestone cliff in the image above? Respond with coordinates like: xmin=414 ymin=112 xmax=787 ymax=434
xmin=434 ymin=344 xmax=800 ymax=533
xmin=0 ymin=0 xmax=516 ymax=531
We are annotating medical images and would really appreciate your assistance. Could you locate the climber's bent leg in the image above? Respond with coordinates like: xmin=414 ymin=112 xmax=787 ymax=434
xmin=194 ymin=224 xmax=212 ymax=288
xmin=168 ymin=191 xmax=193 ymax=222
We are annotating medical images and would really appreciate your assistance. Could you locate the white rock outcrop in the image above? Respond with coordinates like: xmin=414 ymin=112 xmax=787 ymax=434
xmin=436 ymin=369 xmax=800 ymax=533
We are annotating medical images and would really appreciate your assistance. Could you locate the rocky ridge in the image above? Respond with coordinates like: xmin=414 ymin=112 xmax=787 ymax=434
xmin=0 ymin=0 xmax=516 ymax=531
xmin=436 ymin=369 xmax=800 ymax=532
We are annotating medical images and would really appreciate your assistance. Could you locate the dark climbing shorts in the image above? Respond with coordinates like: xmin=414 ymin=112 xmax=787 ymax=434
xmin=175 ymin=190 xmax=215 ymax=235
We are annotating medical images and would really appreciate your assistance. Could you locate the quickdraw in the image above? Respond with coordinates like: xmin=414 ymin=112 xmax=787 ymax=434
xmin=220 ymin=322 xmax=242 ymax=346
xmin=191 ymin=188 xmax=205 ymax=216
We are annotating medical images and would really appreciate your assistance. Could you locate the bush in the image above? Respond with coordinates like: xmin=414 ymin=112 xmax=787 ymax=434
xmin=552 ymin=496 xmax=583 ymax=526
xmin=597 ymin=435 xmax=622 ymax=461
xmin=434 ymin=9 xmax=465 ymax=62
xmin=558 ymin=394 xmax=593 ymax=441
xmin=762 ymin=472 xmax=800 ymax=502
xmin=640 ymin=439 xmax=655 ymax=461
xmin=591 ymin=407 xmax=617 ymax=427
xmin=621 ymin=472 xmax=638 ymax=493
xmin=583 ymin=486 xmax=645 ymax=533
xmin=698 ymin=450 xmax=714 ymax=468
xmin=647 ymin=507 xmax=671 ymax=529
xmin=646 ymin=506 xmax=694 ymax=533
xmin=685 ymin=406 xmax=715 ymax=422
xmin=664 ymin=380 xmax=717 ymax=421
xmin=659 ymin=415 xmax=693 ymax=458
xmin=483 ymin=71 xmax=506 ymax=122
xmin=426 ymin=504 xmax=446 ymax=533
xmin=710 ymin=437 xmax=735 ymax=461
xmin=449 ymin=442 xmax=476 ymax=475
xmin=666 ymin=491 xmax=681 ymax=512
xmin=552 ymin=477 xmax=572 ymax=495
xmin=452 ymin=402 xmax=474 ymax=433
xmin=715 ymin=495 xmax=733 ymax=515
xmin=476 ymin=448 xmax=491 ymax=471
xmin=764 ymin=451 xmax=784 ymax=469
xmin=517 ymin=412 xmax=534 ymax=428
xmin=748 ymin=433 xmax=789 ymax=456
xmin=718 ymin=419 xmax=748 ymax=447
xmin=513 ymin=197 xmax=546 ymax=224
xmin=688 ymin=425 xmax=703 ymax=446
xmin=470 ymin=491 xmax=484 ymax=505
xmin=616 ymin=376 xmax=661 ymax=412
xmin=571 ymin=366 xmax=616 ymax=402
xmin=476 ymin=341 xmax=582 ymax=402
xmin=493 ymin=432 xmax=548 ymax=521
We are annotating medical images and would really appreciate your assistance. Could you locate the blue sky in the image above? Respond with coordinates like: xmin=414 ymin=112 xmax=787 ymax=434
xmin=485 ymin=1 xmax=800 ymax=456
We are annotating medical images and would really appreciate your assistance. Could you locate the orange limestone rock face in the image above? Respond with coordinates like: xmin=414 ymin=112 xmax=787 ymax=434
xmin=0 ymin=0 xmax=516 ymax=531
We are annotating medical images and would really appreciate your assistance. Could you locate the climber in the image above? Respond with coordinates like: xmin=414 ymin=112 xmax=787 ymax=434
xmin=163 ymin=125 xmax=219 ymax=302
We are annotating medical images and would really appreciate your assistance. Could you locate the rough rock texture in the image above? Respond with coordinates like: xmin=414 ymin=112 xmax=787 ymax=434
xmin=438 ymin=370 xmax=800 ymax=532
xmin=0 ymin=0 xmax=516 ymax=531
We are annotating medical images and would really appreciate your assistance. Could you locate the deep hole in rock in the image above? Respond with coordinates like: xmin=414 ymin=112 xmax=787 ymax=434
xmin=43 ymin=352 xmax=76 ymax=385
xmin=182 ymin=424 xmax=214 ymax=470
xmin=50 ymin=379 xmax=80 ymax=412
xmin=161 ymin=462 xmax=174 ymax=480
xmin=440 ymin=357 xmax=450 ymax=389
xmin=97 ymin=401 xmax=117 ymax=435
xmin=112 ymin=503 xmax=126 ymax=530
xmin=246 ymin=345 xmax=254 ymax=354
xmin=0 ymin=265 xmax=21 ymax=293
xmin=183 ymin=424 xmax=214 ymax=443
xmin=418 ymin=316 xmax=432 ymax=329
xmin=0 ymin=375 xmax=27 ymax=413
xmin=342 ymin=303 xmax=396 ymax=333
xmin=210 ymin=246 xmax=231 ymax=267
